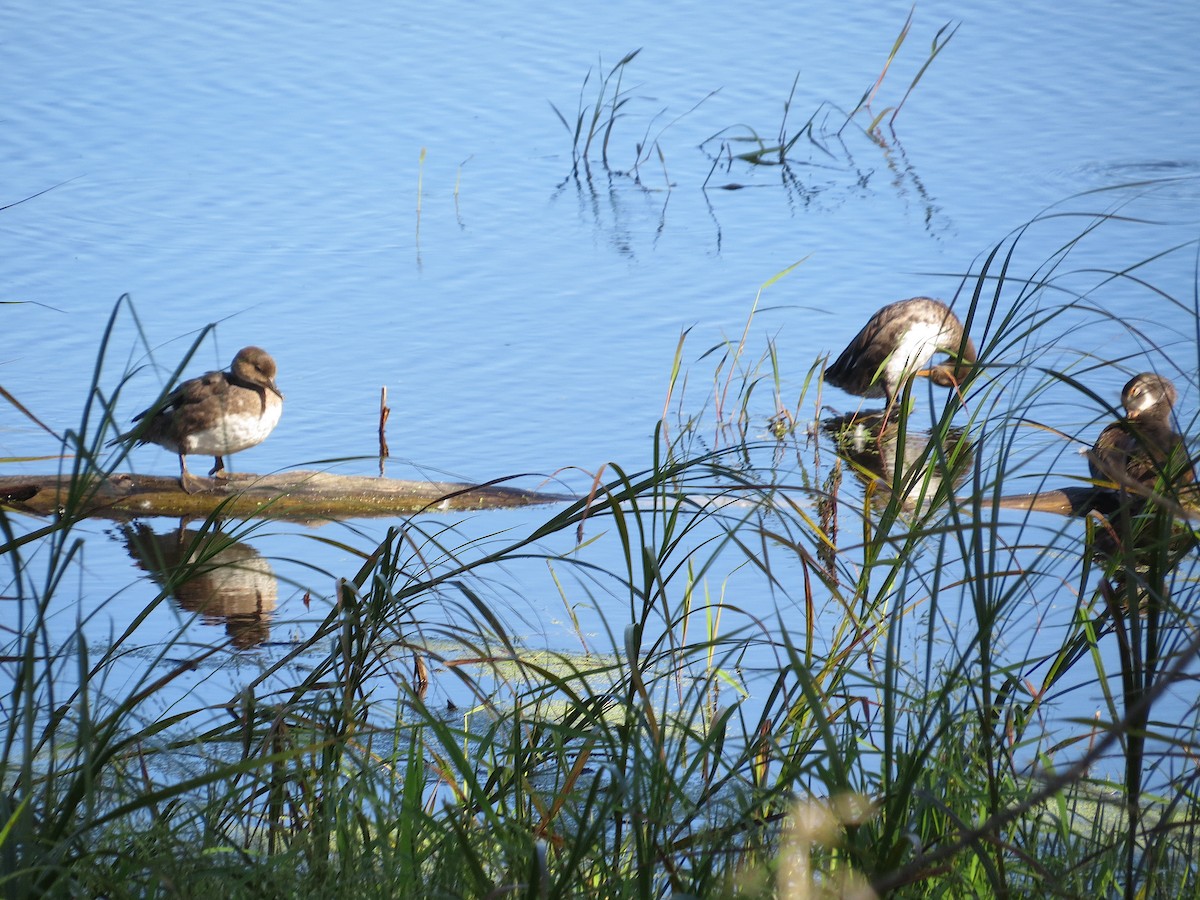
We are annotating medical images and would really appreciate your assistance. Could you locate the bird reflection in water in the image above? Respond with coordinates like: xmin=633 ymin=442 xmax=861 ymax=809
xmin=119 ymin=523 xmax=278 ymax=649
xmin=824 ymin=414 xmax=975 ymax=513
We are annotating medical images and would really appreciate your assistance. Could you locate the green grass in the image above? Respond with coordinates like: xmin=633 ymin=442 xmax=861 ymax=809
xmin=3 ymin=186 xmax=1200 ymax=898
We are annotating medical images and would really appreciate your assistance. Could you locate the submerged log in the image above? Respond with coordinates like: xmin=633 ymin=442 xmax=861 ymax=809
xmin=0 ymin=470 xmax=573 ymax=521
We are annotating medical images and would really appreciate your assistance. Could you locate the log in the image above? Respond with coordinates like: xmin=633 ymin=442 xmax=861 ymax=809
xmin=994 ymin=486 xmax=1116 ymax=517
xmin=0 ymin=470 xmax=574 ymax=521
xmin=994 ymin=485 xmax=1200 ymax=520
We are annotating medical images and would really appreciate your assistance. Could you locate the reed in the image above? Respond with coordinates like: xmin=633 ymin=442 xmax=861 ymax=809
xmin=696 ymin=12 xmax=957 ymax=182
xmin=549 ymin=48 xmax=644 ymax=177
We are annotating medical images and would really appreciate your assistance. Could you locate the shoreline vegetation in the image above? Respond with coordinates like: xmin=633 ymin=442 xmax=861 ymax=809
xmin=4 ymin=187 xmax=1200 ymax=897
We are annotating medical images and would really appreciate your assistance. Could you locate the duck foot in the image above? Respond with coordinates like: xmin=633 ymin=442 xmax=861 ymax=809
xmin=179 ymin=471 xmax=206 ymax=494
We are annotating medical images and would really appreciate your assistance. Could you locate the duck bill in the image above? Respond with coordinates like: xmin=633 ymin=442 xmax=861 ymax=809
xmin=928 ymin=360 xmax=972 ymax=388
xmin=928 ymin=336 xmax=978 ymax=388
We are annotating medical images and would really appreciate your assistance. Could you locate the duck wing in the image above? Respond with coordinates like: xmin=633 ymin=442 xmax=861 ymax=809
xmin=1090 ymin=421 xmax=1194 ymax=489
xmin=825 ymin=310 xmax=916 ymax=398
xmin=132 ymin=370 xmax=230 ymax=423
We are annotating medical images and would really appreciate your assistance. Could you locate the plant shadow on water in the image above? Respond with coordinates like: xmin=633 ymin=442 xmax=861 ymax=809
xmin=3 ymin=180 xmax=1200 ymax=896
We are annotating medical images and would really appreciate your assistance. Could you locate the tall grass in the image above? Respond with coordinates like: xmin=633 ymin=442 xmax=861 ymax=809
xmin=3 ymin=187 xmax=1200 ymax=897
xmin=702 ymin=10 xmax=959 ymax=173
xmin=549 ymin=48 xmax=644 ymax=178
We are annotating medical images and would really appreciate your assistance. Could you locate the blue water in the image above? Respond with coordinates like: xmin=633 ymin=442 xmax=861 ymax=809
xmin=5 ymin=0 xmax=1197 ymax=478
xmin=2 ymin=0 xmax=1199 ymax=782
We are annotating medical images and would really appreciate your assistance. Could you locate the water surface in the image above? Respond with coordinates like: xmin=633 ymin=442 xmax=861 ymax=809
xmin=2 ymin=0 xmax=1199 ymax=778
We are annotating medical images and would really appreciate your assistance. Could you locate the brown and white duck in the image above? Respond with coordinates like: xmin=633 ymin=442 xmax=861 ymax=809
xmin=1088 ymin=372 xmax=1193 ymax=495
xmin=120 ymin=346 xmax=283 ymax=493
xmin=825 ymin=296 xmax=977 ymax=413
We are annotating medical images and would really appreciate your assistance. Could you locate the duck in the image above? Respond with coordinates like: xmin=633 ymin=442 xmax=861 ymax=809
xmin=825 ymin=297 xmax=977 ymax=413
xmin=1088 ymin=372 xmax=1193 ymax=495
xmin=119 ymin=346 xmax=283 ymax=493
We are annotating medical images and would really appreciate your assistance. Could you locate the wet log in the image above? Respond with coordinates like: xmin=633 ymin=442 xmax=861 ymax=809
xmin=0 ymin=470 xmax=573 ymax=521
xmin=995 ymin=485 xmax=1200 ymax=520
xmin=994 ymin=486 xmax=1116 ymax=517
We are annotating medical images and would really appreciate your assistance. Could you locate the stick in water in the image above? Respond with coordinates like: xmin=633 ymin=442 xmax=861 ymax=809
xmin=378 ymin=385 xmax=391 ymax=477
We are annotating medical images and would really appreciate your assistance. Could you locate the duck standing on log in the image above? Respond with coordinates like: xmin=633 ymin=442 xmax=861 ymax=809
xmin=117 ymin=346 xmax=283 ymax=494
xmin=1088 ymin=372 xmax=1193 ymax=498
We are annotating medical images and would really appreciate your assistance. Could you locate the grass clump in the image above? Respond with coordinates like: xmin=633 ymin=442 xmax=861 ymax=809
xmin=549 ymin=11 xmax=958 ymax=198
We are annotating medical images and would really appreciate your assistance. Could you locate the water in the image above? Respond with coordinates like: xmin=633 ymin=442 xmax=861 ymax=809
xmin=3 ymin=0 xmax=1199 ymax=780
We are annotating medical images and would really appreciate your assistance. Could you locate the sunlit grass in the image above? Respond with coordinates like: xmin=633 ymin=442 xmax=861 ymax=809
xmin=3 ymin=185 xmax=1200 ymax=897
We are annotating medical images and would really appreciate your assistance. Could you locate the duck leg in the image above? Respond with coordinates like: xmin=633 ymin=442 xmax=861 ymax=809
xmin=178 ymin=454 xmax=204 ymax=494
xmin=881 ymin=384 xmax=907 ymax=423
xmin=209 ymin=456 xmax=228 ymax=481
